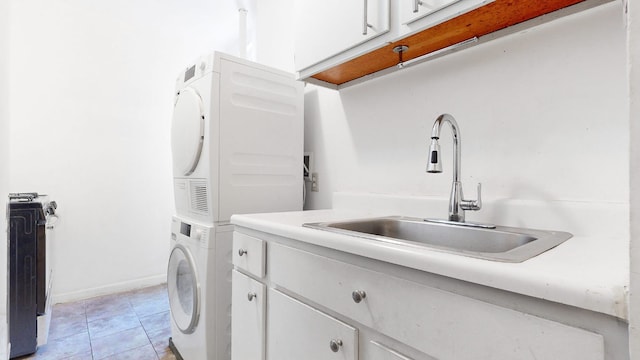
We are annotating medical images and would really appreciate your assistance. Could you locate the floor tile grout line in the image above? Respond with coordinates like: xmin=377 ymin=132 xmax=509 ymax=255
xmin=89 ymin=315 xmax=146 ymax=359
xmin=136 ymin=301 xmax=163 ymax=360
xmin=136 ymin=298 xmax=163 ymax=360
xmin=139 ymin=300 xmax=164 ymax=359
xmin=143 ymin=324 xmax=162 ymax=360
xmin=93 ymin=343 xmax=155 ymax=360
xmin=86 ymin=306 xmax=95 ymax=360
xmin=134 ymin=306 xmax=156 ymax=360
xmin=97 ymin=291 xmax=158 ymax=360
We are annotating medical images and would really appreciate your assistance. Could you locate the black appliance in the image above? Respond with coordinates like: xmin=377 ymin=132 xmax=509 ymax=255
xmin=7 ymin=192 xmax=57 ymax=358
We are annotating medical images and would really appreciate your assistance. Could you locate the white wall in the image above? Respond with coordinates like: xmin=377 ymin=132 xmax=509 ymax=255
xmin=8 ymin=0 xmax=241 ymax=301
xmin=0 ymin=0 xmax=11 ymax=316
xmin=1 ymin=1 xmax=11 ymax=357
xmin=257 ymin=2 xmax=629 ymax=236
xmin=628 ymin=0 xmax=640 ymax=355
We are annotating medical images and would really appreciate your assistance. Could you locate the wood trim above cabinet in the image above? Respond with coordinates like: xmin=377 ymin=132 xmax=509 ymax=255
xmin=311 ymin=0 xmax=600 ymax=86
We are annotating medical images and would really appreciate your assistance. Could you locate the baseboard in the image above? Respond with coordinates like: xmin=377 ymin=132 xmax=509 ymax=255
xmin=51 ymin=274 xmax=167 ymax=304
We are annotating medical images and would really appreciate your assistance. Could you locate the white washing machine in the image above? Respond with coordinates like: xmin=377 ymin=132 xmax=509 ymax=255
xmin=168 ymin=216 xmax=233 ymax=360
xmin=171 ymin=51 xmax=304 ymax=224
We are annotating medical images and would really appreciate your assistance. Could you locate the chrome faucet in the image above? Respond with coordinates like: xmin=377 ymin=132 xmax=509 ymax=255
xmin=427 ymin=114 xmax=482 ymax=223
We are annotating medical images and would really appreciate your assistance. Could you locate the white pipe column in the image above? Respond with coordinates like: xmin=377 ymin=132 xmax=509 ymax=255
xmin=236 ymin=0 xmax=256 ymax=61
xmin=238 ymin=7 xmax=248 ymax=59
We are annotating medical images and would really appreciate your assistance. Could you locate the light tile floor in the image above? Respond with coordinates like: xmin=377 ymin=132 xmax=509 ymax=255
xmin=17 ymin=284 xmax=176 ymax=360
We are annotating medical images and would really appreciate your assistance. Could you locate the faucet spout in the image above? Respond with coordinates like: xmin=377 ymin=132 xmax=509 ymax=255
xmin=426 ymin=114 xmax=481 ymax=223
xmin=428 ymin=114 xmax=460 ymax=182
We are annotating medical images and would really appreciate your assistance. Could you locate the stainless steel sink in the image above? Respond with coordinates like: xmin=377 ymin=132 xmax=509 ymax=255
xmin=303 ymin=216 xmax=572 ymax=262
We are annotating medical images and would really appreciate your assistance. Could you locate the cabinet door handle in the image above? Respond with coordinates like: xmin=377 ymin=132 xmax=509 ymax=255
xmin=352 ymin=290 xmax=367 ymax=303
xmin=362 ymin=0 xmax=373 ymax=35
xmin=413 ymin=0 xmax=424 ymax=13
xmin=247 ymin=292 xmax=257 ymax=301
xmin=329 ymin=339 xmax=343 ymax=352
xmin=238 ymin=248 xmax=247 ymax=257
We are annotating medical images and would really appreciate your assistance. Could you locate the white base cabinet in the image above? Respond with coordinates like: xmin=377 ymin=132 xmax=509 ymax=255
xmin=231 ymin=270 xmax=266 ymax=360
xmin=269 ymin=242 xmax=605 ymax=360
xmin=268 ymin=289 xmax=358 ymax=360
xmin=230 ymin=228 xmax=628 ymax=360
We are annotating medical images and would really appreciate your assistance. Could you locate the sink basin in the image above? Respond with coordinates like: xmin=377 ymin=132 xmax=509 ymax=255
xmin=303 ymin=216 xmax=572 ymax=262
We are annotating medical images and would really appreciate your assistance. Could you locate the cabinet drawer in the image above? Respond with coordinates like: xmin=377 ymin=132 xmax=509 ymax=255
xmin=231 ymin=270 xmax=265 ymax=360
xmin=233 ymin=232 xmax=266 ymax=278
xmin=269 ymin=243 xmax=605 ymax=360
xmin=267 ymin=288 xmax=358 ymax=360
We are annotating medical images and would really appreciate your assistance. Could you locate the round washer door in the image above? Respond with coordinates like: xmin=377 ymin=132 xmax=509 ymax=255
xmin=171 ymin=87 xmax=205 ymax=176
xmin=167 ymin=244 xmax=200 ymax=334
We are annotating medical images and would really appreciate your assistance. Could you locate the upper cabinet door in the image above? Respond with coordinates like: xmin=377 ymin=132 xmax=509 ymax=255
xmin=401 ymin=0 xmax=462 ymax=24
xmin=400 ymin=0 xmax=491 ymax=29
xmin=294 ymin=0 xmax=390 ymax=71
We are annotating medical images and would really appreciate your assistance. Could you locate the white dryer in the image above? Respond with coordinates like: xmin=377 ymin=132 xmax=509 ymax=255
xmin=171 ymin=52 xmax=304 ymax=224
xmin=168 ymin=216 xmax=232 ymax=360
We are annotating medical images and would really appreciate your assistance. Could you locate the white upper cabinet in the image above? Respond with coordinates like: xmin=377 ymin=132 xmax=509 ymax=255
xmin=294 ymin=0 xmax=390 ymax=71
xmin=400 ymin=0 xmax=463 ymax=25
xmin=294 ymin=0 xmax=609 ymax=88
xmin=400 ymin=0 xmax=491 ymax=31
xmin=293 ymin=0 xmax=490 ymax=85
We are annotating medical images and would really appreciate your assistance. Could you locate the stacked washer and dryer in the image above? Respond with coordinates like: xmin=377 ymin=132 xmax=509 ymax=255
xmin=168 ymin=52 xmax=303 ymax=360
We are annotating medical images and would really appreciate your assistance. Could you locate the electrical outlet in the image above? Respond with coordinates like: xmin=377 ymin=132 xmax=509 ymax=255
xmin=311 ymin=173 xmax=319 ymax=192
xmin=303 ymin=152 xmax=313 ymax=180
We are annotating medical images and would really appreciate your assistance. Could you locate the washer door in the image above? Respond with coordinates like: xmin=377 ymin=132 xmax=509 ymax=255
xmin=171 ymin=87 xmax=205 ymax=176
xmin=167 ymin=244 xmax=200 ymax=334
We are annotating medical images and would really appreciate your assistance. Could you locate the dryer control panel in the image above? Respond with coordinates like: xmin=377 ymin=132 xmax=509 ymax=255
xmin=175 ymin=53 xmax=216 ymax=89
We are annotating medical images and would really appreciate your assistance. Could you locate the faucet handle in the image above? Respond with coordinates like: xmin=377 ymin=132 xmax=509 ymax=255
xmin=460 ymin=183 xmax=482 ymax=211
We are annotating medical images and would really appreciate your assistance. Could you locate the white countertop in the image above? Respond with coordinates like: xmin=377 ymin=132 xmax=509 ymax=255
xmin=231 ymin=209 xmax=629 ymax=320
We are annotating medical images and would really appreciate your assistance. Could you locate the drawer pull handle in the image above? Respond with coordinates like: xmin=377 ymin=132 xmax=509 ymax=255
xmin=247 ymin=292 xmax=257 ymax=301
xmin=329 ymin=339 xmax=343 ymax=352
xmin=352 ymin=290 xmax=366 ymax=303
xmin=238 ymin=248 xmax=248 ymax=256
